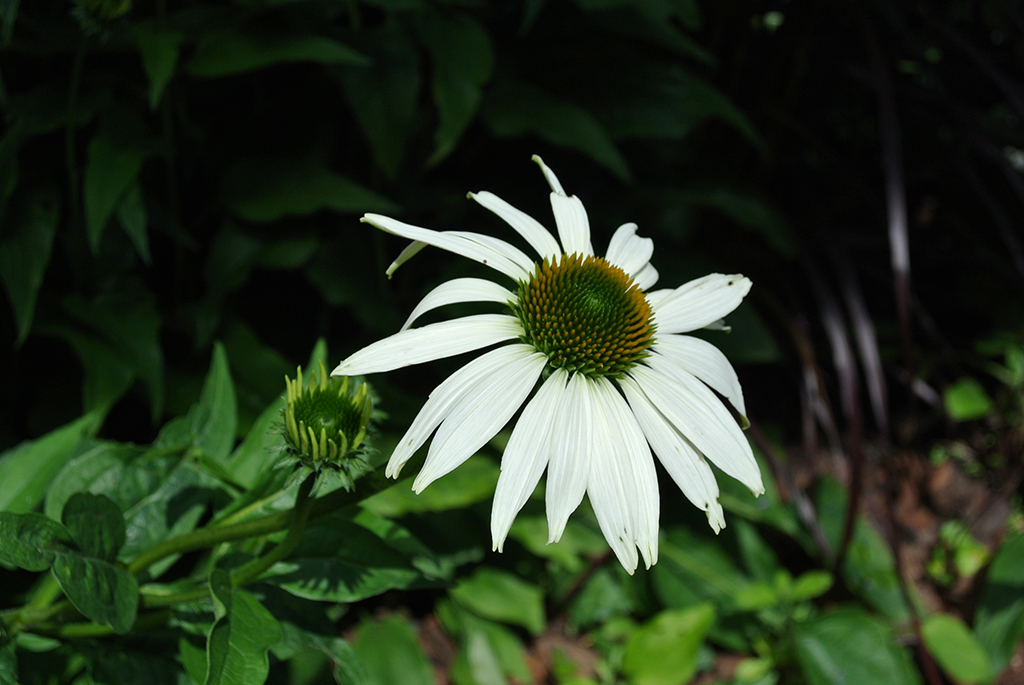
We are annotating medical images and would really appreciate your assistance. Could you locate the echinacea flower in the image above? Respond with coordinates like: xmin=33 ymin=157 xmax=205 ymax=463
xmin=332 ymin=156 xmax=763 ymax=573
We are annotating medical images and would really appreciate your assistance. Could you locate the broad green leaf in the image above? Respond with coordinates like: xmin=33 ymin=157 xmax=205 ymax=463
xmin=63 ymin=284 xmax=164 ymax=418
xmin=266 ymin=515 xmax=421 ymax=603
xmin=205 ymin=568 xmax=282 ymax=685
xmin=179 ymin=639 xmax=207 ymax=685
xmin=568 ymin=568 xmax=635 ymax=627
xmin=186 ymin=31 xmax=368 ymax=77
xmin=131 ymin=23 xmax=183 ymax=109
xmin=975 ymin=533 xmax=1024 ymax=674
xmin=733 ymin=518 xmax=782 ymax=582
xmin=922 ymin=613 xmax=990 ymax=684
xmin=0 ymin=512 xmax=72 ymax=571
xmin=438 ymin=601 xmax=532 ymax=685
xmin=621 ymin=604 xmax=715 ymax=685
xmin=794 ymin=607 xmax=921 ymax=685
xmin=652 ymin=526 xmax=750 ymax=612
xmin=0 ymin=412 xmax=102 ymax=513
xmin=61 ymin=492 xmax=125 ymax=561
xmin=0 ymin=188 xmax=58 ymax=345
xmin=52 ymin=552 xmax=139 ymax=634
xmin=415 ymin=12 xmax=493 ymax=165
xmin=483 ymin=80 xmax=630 ymax=181
xmin=83 ymin=126 xmax=151 ymax=252
xmin=338 ymin=21 xmax=420 ymax=178
xmin=352 ymin=615 xmax=433 ymax=685
xmin=189 ymin=342 xmax=238 ymax=464
xmin=790 ymin=570 xmax=834 ymax=602
xmin=222 ymin=157 xmax=398 ymax=222
xmin=365 ymin=457 xmax=498 ymax=517
xmin=944 ymin=377 xmax=994 ymax=421
xmin=507 ymin=515 xmax=609 ymax=573
xmin=449 ymin=568 xmax=545 ymax=635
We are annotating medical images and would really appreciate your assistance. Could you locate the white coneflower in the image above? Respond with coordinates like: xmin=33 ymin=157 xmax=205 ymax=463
xmin=333 ymin=156 xmax=763 ymax=573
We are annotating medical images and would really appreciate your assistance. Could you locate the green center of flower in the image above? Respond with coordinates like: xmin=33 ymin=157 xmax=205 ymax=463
xmin=512 ymin=254 xmax=655 ymax=378
xmin=284 ymin=362 xmax=371 ymax=469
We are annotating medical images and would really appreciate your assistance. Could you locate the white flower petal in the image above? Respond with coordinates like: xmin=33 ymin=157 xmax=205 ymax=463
xmin=619 ymin=375 xmax=726 ymax=533
xmin=653 ymin=334 xmax=747 ymax=418
xmin=633 ymin=263 xmax=659 ymax=291
xmin=588 ymin=378 xmax=659 ymax=572
xmin=414 ymin=348 xmax=546 ymax=492
xmin=550 ymin=194 xmax=594 ymax=257
xmin=545 ymin=372 xmax=593 ymax=543
xmin=401 ymin=278 xmax=515 ymax=331
xmin=469 ymin=191 xmax=561 ymax=262
xmin=490 ymin=369 xmax=568 ymax=552
xmin=532 ymin=154 xmax=566 ymax=195
xmin=630 ymin=361 xmax=763 ymax=495
xmin=386 ymin=240 xmax=427 ymax=277
xmin=606 ymin=223 xmax=654 ymax=279
xmin=652 ymin=274 xmax=752 ymax=334
xmin=333 ymin=314 xmax=522 ymax=376
xmin=362 ymin=214 xmax=533 ymax=282
xmin=385 ymin=344 xmax=536 ymax=477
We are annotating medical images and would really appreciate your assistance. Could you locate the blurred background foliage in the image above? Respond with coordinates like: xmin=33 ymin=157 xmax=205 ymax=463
xmin=1 ymin=0 xmax=1023 ymax=683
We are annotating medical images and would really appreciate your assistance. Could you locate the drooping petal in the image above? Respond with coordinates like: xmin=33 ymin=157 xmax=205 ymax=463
xmin=362 ymin=214 xmax=533 ymax=282
xmin=532 ymin=154 xmax=566 ymax=195
xmin=606 ymin=223 xmax=654 ymax=279
xmin=653 ymin=334 xmax=747 ymax=418
xmin=587 ymin=378 xmax=659 ymax=572
xmin=385 ymin=344 xmax=537 ymax=477
xmin=545 ymin=372 xmax=593 ymax=543
xmin=401 ymin=278 xmax=515 ymax=331
xmin=386 ymin=240 xmax=427 ymax=277
xmin=414 ymin=347 xmax=546 ymax=492
xmin=333 ymin=314 xmax=522 ymax=376
xmin=651 ymin=274 xmax=752 ymax=334
xmin=490 ymin=368 xmax=568 ymax=552
xmin=629 ymin=361 xmax=763 ymax=495
xmin=469 ymin=191 xmax=561 ymax=262
xmin=550 ymin=194 xmax=594 ymax=257
xmin=619 ymin=376 xmax=726 ymax=533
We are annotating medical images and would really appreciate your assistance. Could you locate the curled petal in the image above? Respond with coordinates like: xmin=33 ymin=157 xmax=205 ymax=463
xmin=651 ymin=274 xmax=752 ymax=334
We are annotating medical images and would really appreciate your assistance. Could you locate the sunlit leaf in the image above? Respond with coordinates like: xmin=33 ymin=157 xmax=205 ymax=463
xmin=943 ymin=377 xmax=994 ymax=421
xmin=621 ymin=604 xmax=715 ymax=685
xmin=922 ymin=613 xmax=990 ymax=684
xmin=0 ymin=412 xmax=102 ymax=513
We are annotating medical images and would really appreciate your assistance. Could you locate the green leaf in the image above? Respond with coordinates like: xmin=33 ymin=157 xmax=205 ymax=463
xmin=0 ymin=188 xmax=58 ymax=345
xmin=186 ymin=30 xmax=368 ymax=78
xmin=205 ymin=568 xmax=282 ymax=685
xmin=568 ymin=568 xmax=635 ymax=627
xmin=621 ymin=604 xmax=715 ymax=685
xmin=131 ymin=22 xmax=183 ymax=109
xmin=43 ymin=325 xmax=136 ymax=415
xmin=189 ymin=342 xmax=238 ymax=463
xmin=794 ymin=607 xmax=921 ymax=685
xmin=180 ymin=639 xmax=207 ymax=685
xmin=83 ymin=124 xmax=152 ymax=253
xmin=0 ymin=412 xmax=102 ymax=513
xmin=339 ymin=21 xmax=420 ymax=178
xmin=944 ymin=377 xmax=994 ymax=421
xmin=266 ymin=515 xmax=422 ymax=603
xmin=790 ymin=570 xmax=834 ymax=602
xmin=415 ymin=11 xmax=493 ymax=165
xmin=52 ymin=552 xmax=139 ymax=634
xmin=222 ymin=156 xmax=398 ymax=222
xmin=652 ymin=526 xmax=750 ymax=613
xmin=484 ymin=80 xmax=631 ymax=181
xmin=364 ymin=457 xmax=498 ymax=517
xmin=0 ymin=641 xmax=16 ymax=685
xmin=352 ymin=615 xmax=433 ymax=685
xmin=975 ymin=533 xmax=1024 ymax=674
xmin=921 ymin=613 xmax=990 ymax=684
xmin=61 ymin=492 xmax=125 ymax=561
xmin=63 ymin=283 xmax=164 ymax=419
xmin=449 ymin=568 xmax=545 ymax=635
xmin=0 ymin=512 xmax=72 ymax=571
xmin=116 ymin=181 xmax=150 ymax=263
